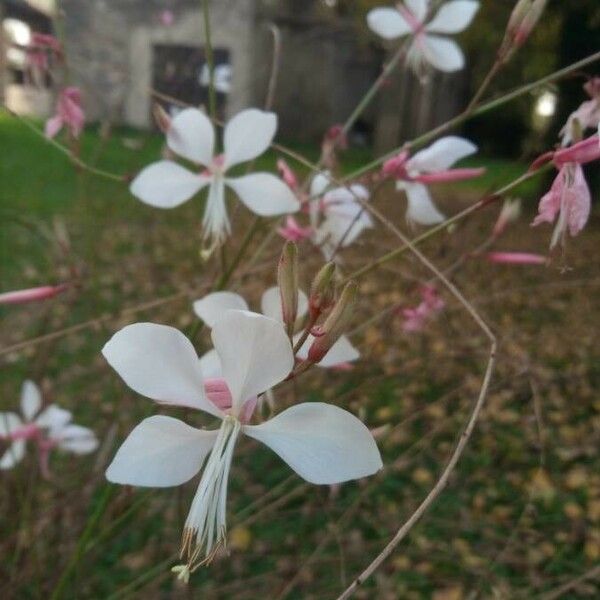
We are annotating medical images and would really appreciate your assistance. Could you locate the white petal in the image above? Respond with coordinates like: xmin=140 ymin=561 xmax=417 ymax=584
xmin=243 ymin=402 xmax=382 ymax=484
xmin=260 ymin=287 xmax=308 ymax=322
xmin=193 ymin=292 xmax=249 ymax=329
xmin=227 ymin=173 xmax=300 ymax=216
xmin=403 ymin=182 xmax=445 ymax=225
xmin=367 ymin=8 xmax=411 ymax=40
xmin=408 ymin=136 xmax=477 ymax=172
xmin=130 ymin=161 xmax=209 ymax=209
xmin=422 ymin=35 xmax=465 ymax=72
xmin=426 ymin=1 xmax=479 ymax=34
xmin=58 ymin=425 xmax=98 ymax=454
xmin=211 ymin=310 xmax=294 ymax=413
xmin=106 ymin=416 xmax=218 ymax=487
xmin=295 ymin=334 xmax=360 ymax=368
xmin=199 ymin=349 xmax=223 ymax=379
xmin=223 ymin=109 xmax=277 ymax=169
xmin=35 ymin=405 xmax=72 ymax=430
xmin=20 ymin=380 xmax=41 ymax=421
xmin=167 ymin=108 xmax=215 ymax=165
xmin=102 ymin=323 xmax=222 ymax=417
xmin=0 ymin=441 xmax=26 ymax=469
xmin=310 ymin=171 xmax=332 ymax=198
xmin=0 ymin=412 xmax=23 ymax=436
xmin=405 ymin=0 xmax=428 ymax=22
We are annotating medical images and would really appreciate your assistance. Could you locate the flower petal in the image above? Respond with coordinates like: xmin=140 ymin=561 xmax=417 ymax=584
xmin=296 ymin=334 xmax=359 ymax=368
xmin=0 ymin=412 xmax=23 ymax=436
xmin=422 ymin=35 xmax=465 ymax=72
xmin=130 ymin=161 xmax=209 ymax=209
xmin=405 ymin=0 xmax=428 ymax=22
xmin=223 ymin=109 xmax=277 ymax=169
xmin=193 ymin=292 xmax=249 ymax=329
xmin=227 ymin=173 xmax=300 ymax=216
xmin=57 ymin=425 xmax=99 ymax=454
xmin=403 ymin=182 xmax=446 ymax=225
xmin=20 ymin=380 xmax=42 ymax=421
xmin=426 ymin=0 xmax=479 ymax=34
xmin=367 ymin=8 xmax=412 ymax=39
xmin=102 ymin=323 xmax=222 ymax=417
xmin=211 ymin=310 xmax=294 ymax=413
xmin=0 ymin=441 xmax=26 ymax=469
xmin=243 ymin=402 xmax=382 ymax=484
xmin=106 ymin=416 xmax=218 ymax=487
xmin=35 ymin=405 xmax=72 ymax=431
xmin=167 ymin=108 xmax=215 ymax=165
xmin=199 ymin=349 xmax=223 ymax=379
xmin=260 ymin=287 xmax=308 ymax=322
xmin=408 ymin=136 xmax=477 ymax=173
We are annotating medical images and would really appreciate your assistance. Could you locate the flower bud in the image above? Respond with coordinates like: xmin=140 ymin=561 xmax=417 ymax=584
xmin=309 ymin=262 xmax=336 ymax=319
xmin=277 ymin=241 xmax=299 ymax=337
xmin=499 ymin=0 xmax=547 ymax=62
xmin=492 ymin=198 xmax=521 ymax=237
xmin=0 ymin=284 xmax=68 ymax=305
xmin=308 ymin=281 xmax=357 ymax=363
xmin=152 ymin=102 xmax=171 ymax=133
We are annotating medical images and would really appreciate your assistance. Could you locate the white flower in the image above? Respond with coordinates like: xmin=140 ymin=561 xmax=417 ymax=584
xmin=130 ymin=108 xmax=299 ymax=246
xmin=193 ymin=287 xmax=360 ymax=368
xmin=308 ymin=172 xmax=373 ymax=261
xmin=0 ymin=380 xmax=98 ymax=471
xmin=200 ymin=64 xmax=232 ymax=94
xmin=102 ymin=311 xmax=381 ymax=577
xmin=367 ymin=0 xmax=480 ymax=73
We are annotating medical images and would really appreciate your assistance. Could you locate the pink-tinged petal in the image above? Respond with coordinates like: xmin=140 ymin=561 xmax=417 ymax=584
xmin=408 ymin=137 xmax=477 ymax=173
xmin=403 ymin=182 xmax=445 ymax=225
xmin=531 ymin=170 xmax=563 ymax=227
xmin=367 ymin=8 xmax=412 ymax=39
xmin=130 ymin=160 xmax=209 ymax=208
xmin=56 ymin=424 xmax=98 ymax=454
xmin=198 ymin=349 xmax=222 ymax=379
xmin=223 ymin=109 xmax=277 ymax=169
xmin=167 ymin=108 xmax=215 ymax=165
xmin=44 ymin=115 xmax=63 ymax=139
xmin=487 ymin=252 xmax=547 ymax=265
xmin=20 ymin=380 xmax=42 ymax=421
xmin=243 ymin=402 xmax=382 ymax=484
xmin=401 ymin=285 xmax=445 ymax=332
xmin=204 ymin=378 xmax=233 ymax=411
xmin=421 ymin=35 xmax=465 ymax=72
xmin=565 ymin=164 xmax=591 ymax=236
xmin=0 ymin=284 xmax=68 ymax=305
xmin=426 ymin=1 xmax=479 ymax=34
xmin=414 ymin=167 xmax=485 ymax=183
xmin=102 ymin=323 xmax=222 ymax=417
xmin=405 ymin=0 xmax=428 ymax=22
xmin=211 ymin=310 xmax=294 ymax=414
xmin=226 ymin=173 xmax=300 ymax=216
xmin=554 ymin=135 xmax=600 ymax=167
xmin=106 ymin=416 xmax=218 ymax=487
xmin=193 ymin=292 xmax=249 ymax=329
xmin=277 ymin=216 xmax=313 ymax=242
xmin=277 ymin=158 xmax=299 ymax=190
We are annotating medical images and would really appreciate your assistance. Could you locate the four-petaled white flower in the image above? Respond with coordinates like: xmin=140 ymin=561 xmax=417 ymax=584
xmin=193 ymin=287 xmax=360 ymax=368
xmin=382 ymin=136 xmax=482 ymax=226
xmin=102 ymin=311 xmax=382 ymax=579
xmin=130 ymin=108 xmax=300 ymax=247
xmin=0 ymin=380 xmax=98 ymax=474
xmin=308 ymin=172 xmax=373 ymax=261
xmin=367 ymin=0 xmax=480 ymax=74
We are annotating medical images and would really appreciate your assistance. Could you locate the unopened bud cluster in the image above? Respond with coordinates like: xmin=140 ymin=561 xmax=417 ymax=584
xmin=498 ymin=0 xmax=547 ymax=64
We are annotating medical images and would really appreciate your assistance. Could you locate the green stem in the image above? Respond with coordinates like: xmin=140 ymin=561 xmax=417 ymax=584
xmin=202 ymin=0 xmax=217 ymax=120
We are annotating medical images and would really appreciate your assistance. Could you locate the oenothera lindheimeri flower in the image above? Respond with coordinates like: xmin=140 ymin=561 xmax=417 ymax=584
xmin=382 ymin=136 xmax=484 ymax=226
xmin=367 ymin=0 xmax=480 ymax=73
xmin=0 ymin=283 xmax=68 ymax=305
xmin=102 ymin=311 xmax=382 ymax=579
xmin=0 ymin=380 xmax=98 ymax=475
xmin=309 ymin=172 xmax=373 ymax=260
xmin=193 ymin=288 xmax=360 ymax=368
xmin=45 ymin=87 xmax=85 ymax=139
xmin=531 ymin=134 xmax=599 ymax=248
xmin=560 ymin=78 xmax=600 ymax=147
xmin=400 ymin=284 xmax=445 ymax=332
xmin=130 ymin=108 xmax=299 ymax=247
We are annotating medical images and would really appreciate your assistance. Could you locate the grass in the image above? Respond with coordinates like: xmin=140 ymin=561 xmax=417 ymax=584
xmin=1 ymin=112 xmax=599 ymax=599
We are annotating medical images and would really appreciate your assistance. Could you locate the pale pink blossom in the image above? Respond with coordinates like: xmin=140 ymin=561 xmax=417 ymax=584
xmin=486 ymin=252 xmax=547 ymax=265
xmin=401 ymin=284 xmax=445 ymax=332
xmin=26 ymin=33 xmax=62 ymax=78
xmin=560 ymin=77 xmax=600 ymax=146
xmin=45 ymin=87 xmax=85 ymax=139
xmin=367 ymin=0 xmax=480 ymax=74
xmin=159 ymin=9 xmax=175 ymax=27
xmin=382 ymin=137 xmax=484 ymax=225
xmin=277 ymin=216 xmax=313 ymax=243
xmin=0 ymin=284 xmax=68 ymax=305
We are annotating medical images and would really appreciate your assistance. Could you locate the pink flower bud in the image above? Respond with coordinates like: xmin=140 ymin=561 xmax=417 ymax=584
xmin=0 ymin=284 xmax=68 ymax=305
xmin=381 ymin=152 xmax=410 ymax=179
xmin=492 ymin=199 xmax=521 ymax=237
xmin=277 ymin=159 xmax=299 ymax=191
xmin=309 ymin=262 xmax=336 ymax=320
xmin=486 ymin=252 xmax=547 ymax=265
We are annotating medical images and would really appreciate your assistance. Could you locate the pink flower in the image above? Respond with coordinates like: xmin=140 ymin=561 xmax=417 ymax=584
xmin=553 ymin=134 xmax=600 ymax=167
xmin=277 ymin=216 xmax=313 ymax=242
xmin=400 ymin=284 xmax=445 ymax=332
xmin=45 ymin=87 xmax=85 ymax=139
xmin=486 ymin=252 xmax=547 ymax=265
xmin=26 ymin=33 xmax=62 ymax=76
xmin=159 ymin=9 xmax=175 ymax=27
xmin=560 ymin=77 xmax=600 ymax=146
xmin=0 ymin=284 xmax=68 ymax=305
xmin=531 ymin=164 xmax=591 ymax=248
